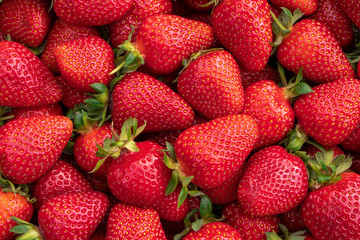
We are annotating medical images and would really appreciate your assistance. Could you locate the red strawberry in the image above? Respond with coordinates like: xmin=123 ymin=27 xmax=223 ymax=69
xmin=177 ymin=49 xmax=244 ymax=120
xmin=109 ymin=0 xmax=173 ymax=47
xmin=0 ymin=0 xmax=52 ymax=47
xmin=111 ymin=71 xmax=194 ymax=133
xmin=211 ymin=0 xmax=273 ymax=72
xmin=5 ymin=103 xmax=63 ymax=122
xmin=183 ymin=222 xmax=242 ymax=239
xmin=337 ymin=0 xmax=360 ymax=29
xmin=279 ymin=206 xmax=307 ymax=232
xmin=238 ymin=145 xmax=308 ymax=216
xmin=239 ymin=64 xmax=281 ymax=88
xmin=294 ymin=77 xmax=360 ymax=147
xmin=53 ymin=0 xmax=134 ymax=26
xmin=0 ymin=41 xmax=62 ymax=107
xmin=269 ymin=0 xmax=318 ymax=15
xmin=0 ymin=116 xmax=73 ymax=184
xmin=41 ymin=19 xmax=101 ymax=74
xmin=57 ymin=75 xmax=91 ymax=109
xmin=32 ymin=160 xmax=93 ymax=210
xmin=38 ymin=191 xmax=109 ymax=240
xmin=175 ymin=114 xmax=258 ymax=189
xmin=222 ymin=202 xmax=280 ymax=240
xmin=310 ymin=0 xmax=354 ymax=49
xmin=106 ymin=203 xmax=167 ymax=239
xmin=54 ymin=36 xmax=115 ymax=93
xmin=340 ymin=122 xmax=360 ymax=153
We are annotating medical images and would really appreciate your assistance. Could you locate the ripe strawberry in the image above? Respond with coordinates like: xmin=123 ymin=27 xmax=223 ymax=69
xmin=0 ymin=116 xmax=73 ymax=184
xmin=239 ymin=64 xmax=281 ymax=88
xmin=54 ymin=36 xmax=115 ymax=93
xmin=183 ymin=222 xmax=242 ymax=239
xmin=310 ymin=0 xmax=354 ymax=49
xmin=276 ymin=19 xmax=355 ymax=84
xmin=53 ymin=0 xmax=134 ymax=26
xmin=340 ymin=122 xmax=360 ymax=153
xmin=279 ymin=206 xmax=307 ymax=232
xmin=0 ymin=0 xmax=52 ymax=47
xmin=177 ymin=49 xmax=244 ymax=120
xmin=211 ymin=0 xmax=273 ymax=72
xmin=294 ymin=77 xmax=360 ymax=147
xmin=38 ymin=191 xmax=109 ymax=240
xmin=222 ymin=202 xmax=280 ymax=240
xmin=109 ymin=0 xmax=173 ymax=48
xmin=111 ymin=71 xmax=194 ymax=133
xmin=5 ymin=103 xmax=63 ymax=122
xmin=337 ymin=0 xmax=360 ymax=28
xmin=0 ymin=41 xmax=62 ymax=107
xmin=106 ymin=203 xmax=167 ymax=239
xmin=175 ymin=114 xmax=258 ymax=189
xmin=268 ymin=0 xmax=317 ymax=15
xmin=238 ymin=145 xmax=308 ymax=216
xmin=41 ymin=19 xmax=101 ymax=74
xmin=57 ymin=75 xmax=91 ymax=109
xmin=32 ymin=160 xmax=93 ymax=210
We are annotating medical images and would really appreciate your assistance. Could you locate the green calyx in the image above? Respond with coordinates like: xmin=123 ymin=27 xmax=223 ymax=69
xmin=10 ymin=217 xmax=43 ymax=240
xmin=281 ymin=124 xmax=308 ymax=152
xmin=0 ymin=175 xmax=36 ymax=204
xmin=266 ymin=224 xmax=306 ymax=240
xmin=90 ymin=117 xmax=146 ymax=173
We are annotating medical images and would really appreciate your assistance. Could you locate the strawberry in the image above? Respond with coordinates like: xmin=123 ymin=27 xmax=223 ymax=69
xmin=183 ymin=222 xmax=242 ymax=239
xmin=57 ymin=75 xmax=91 ymax=109
xmin=177 ymin=49 xmax=244 ymax=120
xmin=222 ymin=202 xmax=280 ymax=240
xmin=294 ymin=77 xmax=360 ymax=147
xmin=106 ymin=203 xmax=167 ymax=239
xmin=310 ymin=0 xmax=354 ymax=49
xmin=211 ymin=0 xmax=273 ymax=72
xmin=268 ymin=0 xmax=317 ymax=15
xmin=279 ymin=206 xmax=307 ymax=232
xmin=54 ymin=36 xmax=115 ymax=93
xmin=109 ymin=0 xmax=173 ymax=48
xmin=0 ymin=116 xmax=73 ymax=184
xmin=111 ymin=71 xmax=194 ymax=133
xmin=340 ymin=122 xmax=360 ymax=153
xmin=41 ymin=19 xmax=101 ymax=74
xmin=238 ymin=64 xmax=281 ymax=88
xmin=0 ymin=41 xmax=62 ymax=107
xmin=32 ymin=160 xmax=93 ymax=210
xmin=5 ymin=103 xmax=63 ymax=122
xmin=238 ymin=145 xmax=308 ymax=216
xmin=0 ymin=0 xmax=52 ymax=48
xmin=53 ymin=0 xmax=134 ymax=26
xmin=337 ymin=0 xmax=360 ymax=29
xmin=174 ymin=114 xmax=258 ymax=189
xmin=183 ymin=0 xmax=214 ymax=12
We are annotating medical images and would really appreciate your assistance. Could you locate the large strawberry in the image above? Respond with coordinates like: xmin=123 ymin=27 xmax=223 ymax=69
xmin=294 ymin=77 xmax=360 ymax=147
xmin=0 ymin=41 xmax=62 ymax=107
xmin=177 ymin=49 xmax=244 ymax=120
xmin=53 ymin=0 xmax=134 ymax=26
xmin=211 ymin=0 xmax=273 ymax=72
xmin=111 ymin=71 xmax=194 ymax=133
xmin=54 ymin=36 xmax=115 ymax=93
xmin=337 ymin=0 xmax=360 ymax=29
xmin=269 ymin=0 xmax=317 ymax=15
xmin=0 ymin=0 xmax=52 ymax=48
xmin=0 ymin=116 xmax=73 ymax=184
xmin=183 ymin=222 xmax=243 ymax=239
xmin=238 ymin=145 xmax=308 ymax=216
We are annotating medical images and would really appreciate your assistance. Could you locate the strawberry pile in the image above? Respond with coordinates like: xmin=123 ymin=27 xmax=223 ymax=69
xmin=1 ymin=0 xmax=360 ymax=239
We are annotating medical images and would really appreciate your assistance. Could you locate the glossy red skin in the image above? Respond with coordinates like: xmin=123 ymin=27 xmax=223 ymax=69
xmin=238 ymin=64 xmax=281 ymax=88
xmin=0 ymin=190 xmax=33 ymax=240
xmin=177 ymin=50 xmax=244 ymax=120
xmin=269 ymin=0 xmax=318 ymax=15
xmin=0 ymin=116 xmax=73 ymax=184
xmin=57 ymin=75 xmax=90 ymax=109
xmin=107 ymin=141 xmax=172 ymax=209
xmin=41 ymin=19 xmax=101 ymax=74
xmin=279 ymin=206 xmax=307 ymax=232
xmin=238 ymin=145 xmax=308 ymax=217
xmin=184 ymin=0 xmax=214 ymax=11
xmin=211 ymin=0 xmax=273 ymax=72
xmin=310 ymin=0 xmax=354 ymax=49
xmin=175 ymin=114 xmax=258 ymax=189
xmin=277 ymin=19 xmax=355 ymax=84
xmin=183 ymin=222 xmax=243 ymax=240
xmin=106 ymin=203 xmax=167 ymax=240
xmin=0 ymin=0 xmax=52 ymax=47
xmin=0 ymin=41 xmax=62 ymax=107
xmin=340 ymin=122 xmax=360 ymax=152
xmin=109 ymin=0 xmax=172 ymax=47
xmin=111 ymin=71 xmax=194 ymax=133
xmin=301 ymin=172 xmax=360 ymax=240
xmin=33 ymin=160 xmax=93 ymax=210
xmin=38 ymin=191 xmax=109 ymax=240
xmin=73 ymin=123 xmax=113 ymax=180
xmin=53 ymin=0 xmax=134 ymax=26
xmin=135 ymin=14 xmax=214 ymax=75
xmin=222 ymin=202 xmax=280 ymax=240
xmin=243 ymin=80 xmax=295 ymax=150
xmin=6 ymin=103 xmax=63 ymax=122
xmin=54 ymin=36 xmax=115 ymax=93
xmin=337 ymin=0 xmax=360 ymax=28
xmin=294 ymin=77 xmax=360 ymax=147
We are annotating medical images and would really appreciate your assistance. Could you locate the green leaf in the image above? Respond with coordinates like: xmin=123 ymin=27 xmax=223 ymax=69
xmin=199 ymin=195 xmax=212 ymax=219
xmin=124 ymin=141 xmax=139 ymax=152
xmin=96 ymin=143 xmax=108 ymax=156
xmin=319 ymin=161 xmax=330 ymax=174
xmin=317 ymin=175 xmax=330 ymax=184
xmin=89 ymin=157 xmax=108 ymax=173
xmin=324 ymin=150 xmax=334 ymax=166
xmin=179 ymin=175 xmax=194 ymax=188
xmin=291 ymin=82 xmax=313 ymax=96
xmin=134 ymin=121 xmax=146 ymax=137
xmin=163 ymin=154 xmax=176 ymax=170
xmin=191 ymin=219 xmax=204 ymax=232
xmin=84 ymin=98 xmax=104 ymax=110
xmin=177 ymin=186 xmax=189 ymax=209
xmin=9 ymin=224 xmax=33 ymax=234
xmin=265 ymin=231 xmax=282 ymax=240
xmin=90 ymin=83 xmax=108 ymax=94
xmin=306 ymin=140 xmax=325 ymax=153
xmin=188 ymin=190 xmax=205 ymax=197
xmin=166 ymin=171 xmax=179 ymax=195
xmin=125 ymin=52 xmax=138 ymax=66
xmin=335 ymin=157 xmax=352 ymax=176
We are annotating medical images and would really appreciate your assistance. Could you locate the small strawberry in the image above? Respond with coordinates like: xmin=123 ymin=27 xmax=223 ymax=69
xmin=238 ymin=145 xmax=308 ymax=216
xmin=183 ymin=222 xmax=242 ymax=239
xmin=0 ymin=116 xmax=73 ymax=184
xmin=269 ymin=0 xmax=317 ymax=15
xmin=177 ymin=49 xmax=244 ymax=120
xmin=53 ymin=0 xmax=134 ymax=26
xmin=337 ymin=0 xmax=360 ymax=29
xmin=211 ymin=0 xmax=273 ymax=72
xmin=5 ymin=103 xmax=63 ymax=122
xmin=54 ymin=36 xmax=115 ymax=93
xmin=0 ymin=41 xmax=62 ymax=107
xmin=0 ymin=0 xmax=52 ymax=47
